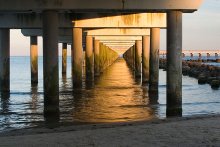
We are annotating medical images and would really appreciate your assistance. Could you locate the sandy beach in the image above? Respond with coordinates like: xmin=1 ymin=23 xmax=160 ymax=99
xmin=0 ymin=115 xmax=220 ymax=147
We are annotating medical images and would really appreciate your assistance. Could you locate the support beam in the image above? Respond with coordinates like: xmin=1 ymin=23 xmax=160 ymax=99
xmin=94 ymin=40 xmax=100 ymax=76
xmin=86 ymin=29 xmax=150 ymax=36
xmin=142 ymin=36 xmax=150 ymax=83
xmin=62 ymin=43 xmax=67 ymax=75
xmin=0 ymin=0 xmax=202 ymax=12
xmin=0 ymin=29 xmax=10 ymax=93
xmin=86 ymin=36 xmax=94 ymax=80
xmin=135 ymin=40 xmax=142 ymax=77
xmin=30 ymin=36 xmax=38 ymax=85
xmin=72 ymin=28 xmax=83 ymax=87
xmin=166 ymin=11 xmax=182 ymax=117
xmin=149 ymin=28 xmax=160 ymax=102
xmin=43 ymin=10 xmax=59 ymax=116
xmin=94 ymin=36 xmax=142 ymax=41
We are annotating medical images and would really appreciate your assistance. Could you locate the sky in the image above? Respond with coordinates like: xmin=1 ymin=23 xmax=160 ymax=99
xmin=10 ymin=0 xmax=220 ymax=56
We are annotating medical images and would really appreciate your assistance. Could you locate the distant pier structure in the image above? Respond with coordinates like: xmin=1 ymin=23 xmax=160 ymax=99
xmin=0 ymin=0 xmax=203 ymax=117
xmin=160 ymin=50 xmax=220 ymax=60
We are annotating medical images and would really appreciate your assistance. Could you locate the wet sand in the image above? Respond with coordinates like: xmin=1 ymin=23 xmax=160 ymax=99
xmin=0 ymin=115 xmax=220 ymax=147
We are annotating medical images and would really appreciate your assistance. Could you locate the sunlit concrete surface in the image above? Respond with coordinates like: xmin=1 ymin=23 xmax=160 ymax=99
xmin=74 ymin=13 xmax=166 ymax=28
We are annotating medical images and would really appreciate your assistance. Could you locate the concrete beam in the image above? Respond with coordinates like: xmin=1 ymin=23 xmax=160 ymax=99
xmin=86 ymin=29 xmax=150 ymax=36
xmin=103 ymin=43 xmax=135 ymax=46
xmin=0 ymin=0 xmax=203 ymax=13
xmin=100 ymin=40 xmax=135 ymax=43
xmin=21 ymin=29 xmax=72 ymax=36
xmin=0 ymin=13 xmax=166 ymax=28
xmin=74 ymin=13 xmax=166 ymax=28
xmin=0 ymin=13 xmax=72 ymax=29
xmin=94 ymin=36 xmax=142 ymax=41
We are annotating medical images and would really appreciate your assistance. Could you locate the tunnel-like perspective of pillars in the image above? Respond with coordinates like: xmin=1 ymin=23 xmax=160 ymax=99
xmin=86 ymin=36 xmax=94 ymax=80
xmin=135 ymin=40 xmax=142 ymax=78
xmin=142 ymin=36 xmax=150 ymax=83
xmin=94 ymin=40 xmax=100 ymax=77
xmin=0 ymin=28 xmax=10 ymax=93
xmin=99 ymin=43 xmax=119 ymax=73
xmin=149 ymin=28 xmax=160 ymax=99
xmin=30 ymin=36 xmax=38 ymax=85
xmin=124 ymin=46 xmax=135 ymax=70
xmin=62 ymin=43 xmax=67 ymax=75
xmin=166 ymin=11 xmax=182 ymax=117
xmin=72 ymin=28 xmax=83 ymax=88
xmin=43 ymin=10 xmax=59 ymax=117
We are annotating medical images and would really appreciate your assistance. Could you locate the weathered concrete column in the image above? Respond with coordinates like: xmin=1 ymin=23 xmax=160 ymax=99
xmin=149 ymin=28 xmax=160 ymax=97
xmin=135 ymin=40 xmax=142 ymax=77
xmin=132 ymin=45 xmax=135 ymax=71
xmin=62 ymin=43 xmax=67 ymax=75
xmin=86 ymin=36 xmax=94 ymax=79
xmin=166 ymin=11 xmax=182 ymax=116
xmin=0 ymin=29 xmax=10 ymax=93
xmin=94 ymin=40 xmax=100 ymax=76
xmin=43 ymin=10 xmax=59 ymax=115
xmin=72 ymin=28 xmax=83 ymax=87
xmin=30 ymin=36 xmax=38 ymax=85
xmin=142 ymin=36 xmax=150 ymax=83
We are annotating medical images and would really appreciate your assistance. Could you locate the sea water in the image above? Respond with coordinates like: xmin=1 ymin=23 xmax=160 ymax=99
xmin=0 ymin=57 xmax=220 ymax=132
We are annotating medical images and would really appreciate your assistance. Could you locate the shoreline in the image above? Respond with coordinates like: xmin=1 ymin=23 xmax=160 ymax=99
xmin=0 ymin=114 xmax=220 ymax=146
xmin=1 ymin=113 xmax=220 ymax=137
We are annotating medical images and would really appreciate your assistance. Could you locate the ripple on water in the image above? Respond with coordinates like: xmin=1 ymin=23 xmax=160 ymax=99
xmin=0 ymin=57 xmax=220 ymax=132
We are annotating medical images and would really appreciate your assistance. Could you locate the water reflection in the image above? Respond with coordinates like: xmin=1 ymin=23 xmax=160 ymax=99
xmin=69 ymin=59 xmax=156 ymax=123
xmin=0 ymin=92 xmax=10 ymax=131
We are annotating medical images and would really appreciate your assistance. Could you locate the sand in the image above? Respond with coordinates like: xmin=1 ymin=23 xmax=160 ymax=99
xmin=0 ymin=115 xmax=220 ymax=147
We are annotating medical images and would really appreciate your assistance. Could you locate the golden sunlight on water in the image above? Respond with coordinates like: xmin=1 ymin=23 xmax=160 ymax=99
xmin=70 ymin=58 xmax=156 ymax=123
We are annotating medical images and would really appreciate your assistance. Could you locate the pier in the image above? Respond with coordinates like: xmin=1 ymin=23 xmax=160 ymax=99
xmin=0 ymin=0 xmax=203 ymax=119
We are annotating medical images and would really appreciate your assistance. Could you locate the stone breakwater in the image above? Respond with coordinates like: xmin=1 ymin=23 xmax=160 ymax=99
xmin=159 ymin=59 xmax=220 ymax=89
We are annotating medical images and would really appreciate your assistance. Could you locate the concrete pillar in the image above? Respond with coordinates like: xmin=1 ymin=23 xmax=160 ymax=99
xmin=198 ymin=53 xmax=202 ymax=60
xmin=135 ymin=40 xmax=142 ymax=77
xmin=86 ymin=36 xmax=94 ymax=79
xmin=182 ymin=53 xmax=185 ymax=58
xmin=166 ymin=11 xmax=182 ymax=116
xmin=0 ymin=29 xmax=10 ymax=93
xmin=62 ymin=43 xmax=67 ymax=75
xmin=43 ymin=10 xmax=59 ymax=116
xmin=30 ymin=36 xmax=38 ymax=85
xmin=149 ymin=28 xmax=160 ymax=98
xmin=207 ymin=53 xmax=210 ymax=59
xmin=132 ymin=45 xmax=135 ymax=71
xmin=94 ymin=40 xmax=100 ymax=76
xmin=142 ymin=36 xmax=150 ymax=83
xmin=190 ymin=53 xmax=193 ymax=59
xmin=72 ymin=28 xmax=83 ymax=87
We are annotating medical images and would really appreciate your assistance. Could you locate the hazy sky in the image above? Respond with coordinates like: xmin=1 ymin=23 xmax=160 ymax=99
xmin=10 ymin=0 xmax=219 ymax=56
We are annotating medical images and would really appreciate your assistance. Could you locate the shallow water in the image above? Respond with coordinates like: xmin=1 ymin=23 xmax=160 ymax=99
xmin=0 ymin=57 xmax=220 ymax=132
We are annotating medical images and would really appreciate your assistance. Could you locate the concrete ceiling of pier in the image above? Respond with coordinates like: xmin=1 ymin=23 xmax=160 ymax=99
xmin=0 ymin=0 xmax=203 ymax=54
xmin=0 ymin=0 xmax=203 ymax=13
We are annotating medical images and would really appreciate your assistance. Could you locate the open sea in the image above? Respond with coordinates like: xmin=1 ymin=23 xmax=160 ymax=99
xmin=0 ymin=56 xmax=220 ymax=132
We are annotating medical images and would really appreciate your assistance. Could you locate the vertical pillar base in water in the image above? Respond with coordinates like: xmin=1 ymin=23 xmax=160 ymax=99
xmin=72 ymin=28 xmax=83 ymax=88
xmin=0 ymin=29 xmax=10 ymax=93
xmin=149 ymin=28 xmax=160 ymax=103
xmin=30 ymin=36 xmax=38 ymax=85
xmin=86 ymin=36 xmax=94 ymax=81
xmin=43 ymin=10 xmax=59 ymax=118
xmin=94 ymin=40 xmax=100 ymax=77
xmin=166 ymin=11 xmax=182 ymax=117
xmin=62 ymin=43 xmax=67 ymax=76
xmin=135 ymin=40 xmax=142 ymax=78
xmin=142 ymin=36 xmax=150 ymax=84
